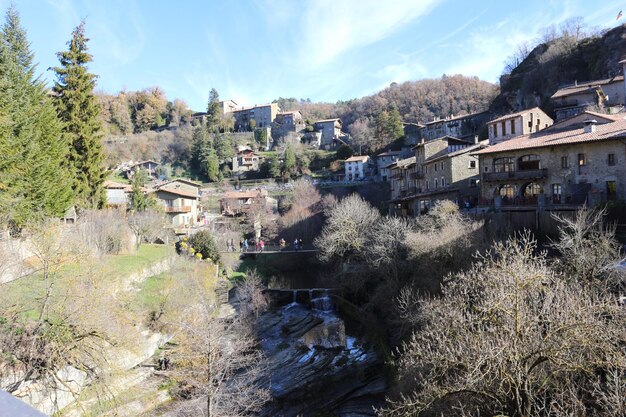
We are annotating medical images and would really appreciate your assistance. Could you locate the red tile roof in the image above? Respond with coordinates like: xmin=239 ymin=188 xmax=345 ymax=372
xmin=345 ymin=155 xmax=369 ymax=162
xmin=221 ymin=190 xmax=264 ymax=200
xmin=155 ymin=186 xmax=199 ymax=199
xmin=474 ymin=119 xmax=626 ymax=155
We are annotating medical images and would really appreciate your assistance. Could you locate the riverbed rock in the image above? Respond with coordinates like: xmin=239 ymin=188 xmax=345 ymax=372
xmin=257 ymin=303 xmax=387 ymax=417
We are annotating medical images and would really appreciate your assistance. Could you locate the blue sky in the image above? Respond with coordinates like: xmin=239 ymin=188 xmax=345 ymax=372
xmin=3 ymin=0 xmax=625 ymax=111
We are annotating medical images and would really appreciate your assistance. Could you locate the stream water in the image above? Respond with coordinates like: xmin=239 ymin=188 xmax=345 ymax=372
xmin=257 ymin=287 xmax=386 ymax=417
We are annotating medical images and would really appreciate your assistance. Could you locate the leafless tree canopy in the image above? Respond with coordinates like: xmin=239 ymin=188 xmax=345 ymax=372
xmin=383 ymin=233 xmax=626 ymax=417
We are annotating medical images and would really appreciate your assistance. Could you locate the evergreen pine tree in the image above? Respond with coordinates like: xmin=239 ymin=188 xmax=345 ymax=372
xmin=190 ymin=125 xmax=213 ymax=179
xmin=205 ymin=150 xmax=220 ymax=182
xmin=374 ymin=110 xmax=390 ymax=148
xmin=0 ymin=6 xmax=75 ymax=227
xmin=283 ymin=144 xmax=296 ymax=178
xmin=387 ymin=104 xmax=404 ymax=141
xmin=52 ymin=20 xmax=105 ymax=209
xmin=129 ymin=170 xmax=148 ymax=212
xmin=205 ymin=88 xmax=221 ymax=132
xmin=268 ymin=154 xmax=281 ymax=178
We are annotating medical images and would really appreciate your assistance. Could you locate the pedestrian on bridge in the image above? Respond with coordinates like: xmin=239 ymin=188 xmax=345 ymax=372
xmin=239 ymin=240 xmax=243 ymax=252
xmin=294 ymin=238 xmax=299 ymax=252
xmin=244 ymin=239 xmax=249 ymax=252
xmin=260 ymin=239 xmax=265 ymax=252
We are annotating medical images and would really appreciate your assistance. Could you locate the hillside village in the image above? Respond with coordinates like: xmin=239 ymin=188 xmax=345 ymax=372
xmin=3 ymin=4 xmax=626 ymax=417
xmin=105 ymin=57 xmax=626 ymax=234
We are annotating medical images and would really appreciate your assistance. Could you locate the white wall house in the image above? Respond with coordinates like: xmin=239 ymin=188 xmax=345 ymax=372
xmin=344 ymin=155 xmax=370 ymax=181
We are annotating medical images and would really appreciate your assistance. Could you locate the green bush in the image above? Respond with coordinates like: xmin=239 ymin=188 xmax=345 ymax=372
xmin=335 ymin=144 xmax=353 ymax=160
xmin=188 ymin=230 xmax=220 ymax=263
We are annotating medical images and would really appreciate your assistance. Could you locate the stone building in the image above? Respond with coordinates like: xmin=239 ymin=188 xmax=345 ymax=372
xmin=314 ymin=118 xmax=349 ymax=149
xmin=421 ymin=111 xmax=489 ymax=142
xmin=376 ymin=150 xmax=402 ymax=182
xmin=387 ymin=157 xmax=417 ymax=216
xmin=233 ymin=103 xmax=280 ymax=131
xmin=272 ymin=110 xmax=305 ymax=139
xmin=219 ymin=99 xmax=239 ymax=114
xmin=389 ymin=136 xmax=484 ymax=216
xmin=487 ymin=107 xmax=553 ymax=144
xmin=474 ymin=116 xmax=626 ymax=211
xmin=551 ymin=71 xmax=626 ymax=121
xmin=232 ymin=148 xmax=260 ymax=175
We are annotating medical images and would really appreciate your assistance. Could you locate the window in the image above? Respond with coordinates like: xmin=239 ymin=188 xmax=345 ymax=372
xmin=501 ymin=121 xmax=506 ymax=136
xmin=441 ymin=162 xmax=444 ymax=170
xmin=493 ymin=157 xmax=515 ymax=173
xmin=523 ymin=182 xmax=542 ymax=198
xmin=492 ymin=124 xmax=498 ymax=138
xmin=484 ymin=165 xmax=489 ymax=172
xmin=434 ymin=164 xmax=437 ymax=172
xmin=468 ymin=160 xmax=476 ymax=169
xmin=441 ymin=176 xmax=445 ymax=187
xmin=607 ymin=181 xmax=617 ymax=199
xmin=434 ymin=178 xmax=438 ymax=188
xmin=608 ymin=153 xmax=616 ymax=166
xmin=469 ymin=179 xmax=477 ymax=188
xmin=561 ymin=156 xmax=569 ymax=169
xmin=518 ymin=154 xmax=540 ymax=170
xmin=510 ymin=119 xmax=515 ymax=135
xmin=498 ymin=184 xmax=516 ymax=200
xmin=578 ymin=153 xmax=586 ymax=166
xmin=552 ymin=183 xmax=562 ymax=204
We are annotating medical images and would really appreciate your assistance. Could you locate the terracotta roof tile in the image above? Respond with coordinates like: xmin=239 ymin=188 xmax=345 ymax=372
xmin=474 ymin=119 xmax=626 ymax=155
xmin=551 ymin=76 xmax=624 ymax=99
xmin=345 ymin=155 xmax=369 ymax=162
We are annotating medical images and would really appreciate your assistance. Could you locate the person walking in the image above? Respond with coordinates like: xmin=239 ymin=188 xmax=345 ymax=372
xmin=239 ymin=240 xmax=243 ymax=253
xmin=299 ymin=238 xmax=303 ymax=250
xmin=260 ymin=239 xmax=265 ymax=252
xmin=230 ymin=238 xmax=235 ymax=252
xmin=294 ymin=238 xmax=299 ymax=252
xmin=279 ymin=238 xmax=286 ymax=250
xmin=244 ymin=238 xmax=249 ymax=252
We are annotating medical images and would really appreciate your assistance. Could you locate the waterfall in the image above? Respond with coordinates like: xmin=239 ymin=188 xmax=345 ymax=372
xmin=311 ymin=290 xmax=334 ymax=311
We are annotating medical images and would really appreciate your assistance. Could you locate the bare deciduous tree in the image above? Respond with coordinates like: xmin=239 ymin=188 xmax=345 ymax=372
xmin=127 ymin=209 xmax=169 ymax=249
xmin=383 ymin=233 xmax=626 ymax=417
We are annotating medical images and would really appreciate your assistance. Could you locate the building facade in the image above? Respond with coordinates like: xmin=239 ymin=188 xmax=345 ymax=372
xmin=475 ymin=117 xmax=626 ymax=211
xmin=314 ymin=118 xmax=347 ymax=149
xmin=233 ymin=103 xmax=280 ymax=131
xmin=344 ymin=155 xmax=370 ymax=181
xmin=232 ymin=149 xmax=260 ymax=174
xmin=487 ymin=107 xmax=553 ymax=143
xmin=389 ymin=137 xmax=484 ymax=216
xmin=376 ymin=151 xmax=402 ymax=182
xmin=421 ymin=111 xmax=489 ymax=142
xmin=153 ymin=179 xmax=201 ymax=228
xmin=551 ymin=73 xmax=626 ymax=121
xmin=272 ymin=110 xmax=305 ymax=138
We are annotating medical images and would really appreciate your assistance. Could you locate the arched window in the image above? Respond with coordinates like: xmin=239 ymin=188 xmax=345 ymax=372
xmin=523 ymin=182 xmax=542 ymax=197
xmin=518 ymin=154 xmax=540 ymax=170
xmin=498 ymin=184 xmax=516 ymax=200
xmin=493 ymin=157 xmax=514 ymax=173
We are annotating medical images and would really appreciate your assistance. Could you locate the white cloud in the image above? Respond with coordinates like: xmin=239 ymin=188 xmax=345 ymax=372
xmin=294 ymin=0 xmax=443 ymax=68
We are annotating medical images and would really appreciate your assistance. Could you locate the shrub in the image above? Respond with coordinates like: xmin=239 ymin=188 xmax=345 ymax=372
xmin=188 ymin=230 xmax=220 ymax=263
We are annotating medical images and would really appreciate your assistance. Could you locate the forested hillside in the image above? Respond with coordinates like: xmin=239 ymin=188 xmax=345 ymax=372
xmin=275 ymin=74 xmax=498 ymax=131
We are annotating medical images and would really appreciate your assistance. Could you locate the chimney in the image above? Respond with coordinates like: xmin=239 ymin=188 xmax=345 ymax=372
xmin=583 ymin=119 xmax=597 ymax=133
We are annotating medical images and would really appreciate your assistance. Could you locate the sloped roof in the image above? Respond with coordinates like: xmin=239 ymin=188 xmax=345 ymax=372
xmin=315 ymin=118 xmax=341 ymax=123
xmin=474 ymin=119 xmax=626 ymax=155
xmin=221 ymin=190 xmax=265 ymax=200
xmin=551 ymin=76 xmax=624 ymax=99
xmin=426 ymin=141 xmax=487 ymax=163
xmin=103 ymin=180 xmax=131 ymax=190
xmin=345 ymin=155 xmax=369 ymax=162
xmin=547 ymin=110 xmax=625 ymax=130
xmin=377 ymin=151 xmax=402 ymax=157
xmin=488 ymin=107 xmax=545 ymax=124
xmin=424 ymin=111 xmax=488 ymax=126
xmin=388 ymin=156 xmax=416 ymax=169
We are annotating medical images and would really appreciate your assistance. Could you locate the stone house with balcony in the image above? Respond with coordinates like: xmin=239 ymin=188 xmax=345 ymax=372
xmin=474 ymin=116 xmax=626 ymax=211
xmin=344 ymin=155 xmax=370 ymax=181
xmin=551 ymin=69 xmax=626 ymax=121
xmin=233 ymin=103 xmax=280 ymax=131
xmin=153 ymin=179 xmax=201 ymax=227
xmin=314 ymin=118 xmax=350 ymax=150
xmin=387 ymin=157 xmax=417 ymax=216
xmin=488 ymin=107 xmax=553 ymax=144
xmin=232 ymin=148 xmax=260 ymax=175
xmin=421 ymin=111 xmax=489 ymax=142
xmin=389 ymin=136 xmax=484 ymax=216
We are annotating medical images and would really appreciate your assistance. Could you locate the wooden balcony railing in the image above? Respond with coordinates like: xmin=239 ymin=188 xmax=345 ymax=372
xmin=165 ymin=206 xmax=192 ymax=213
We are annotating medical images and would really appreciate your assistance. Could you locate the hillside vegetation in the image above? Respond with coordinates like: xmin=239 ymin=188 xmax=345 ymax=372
xmin=492 ymin=22 xmax=626 ymax=115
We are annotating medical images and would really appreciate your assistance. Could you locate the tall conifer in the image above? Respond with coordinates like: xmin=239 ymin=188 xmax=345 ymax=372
xmin=52 ymin=20 xmax=105 ymax=209
xmin=0 ymin=6 xmax=75 ymax=227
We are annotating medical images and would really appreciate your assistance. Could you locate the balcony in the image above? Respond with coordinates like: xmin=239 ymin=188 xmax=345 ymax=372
xmin=165 ymin=206 xmax=192 ymax=213
xmin=411 ymin=172 xmax=423 ymax=179
xmin=483 ymin=168 xmax=548 ymax=182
